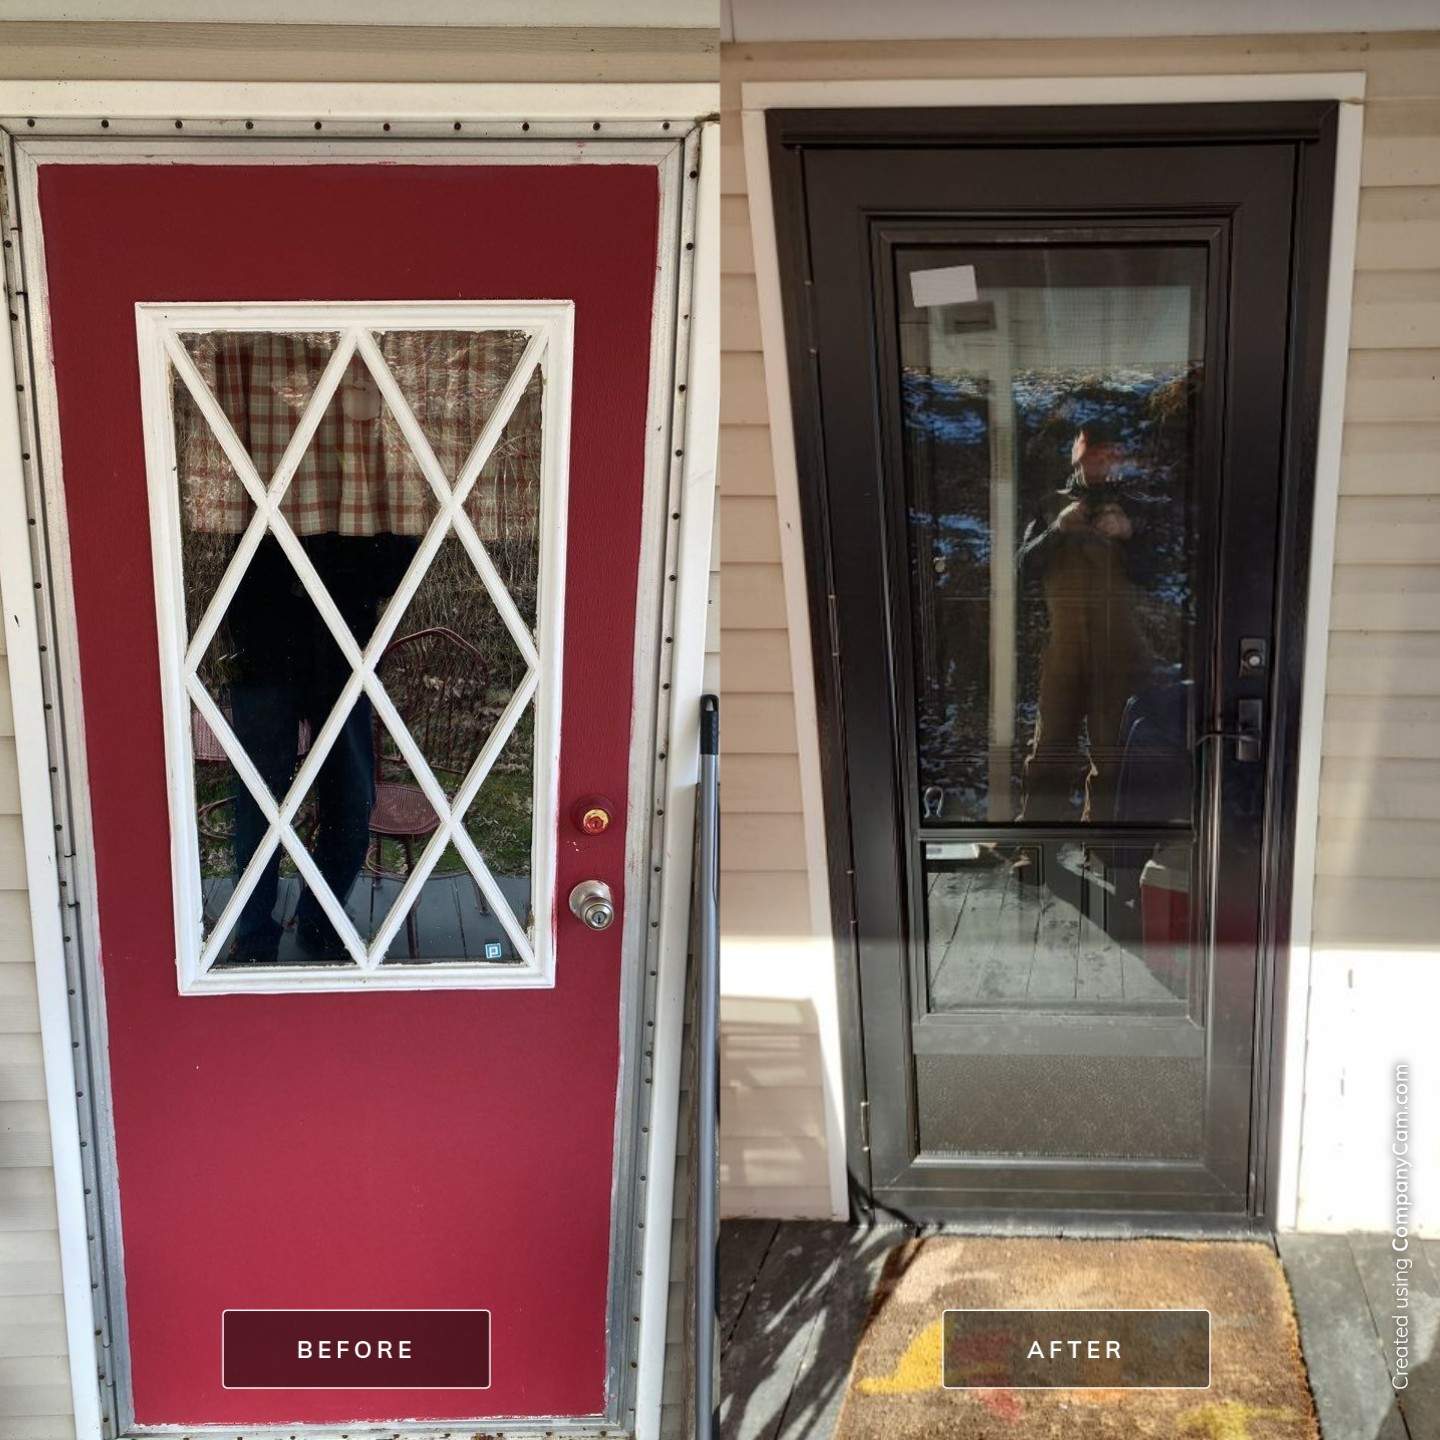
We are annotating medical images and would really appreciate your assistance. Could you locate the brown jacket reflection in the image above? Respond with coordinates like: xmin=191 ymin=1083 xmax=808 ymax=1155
xmin=1017 ymin=482 xmax=1153 ymax=823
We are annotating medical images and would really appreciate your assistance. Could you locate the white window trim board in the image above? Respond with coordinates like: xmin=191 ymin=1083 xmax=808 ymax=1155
xmin=739 ymin=72 xmax=1365 ymax=1229
xmin=138 ymin=302 xmax=569 ymax=993
xmin=0 ymin=82 xmax=716 ymax=1440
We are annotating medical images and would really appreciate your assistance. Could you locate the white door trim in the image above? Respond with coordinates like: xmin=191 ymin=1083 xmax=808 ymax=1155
xmin=635 ymin=116 xmax=720 ymax=1437
xmin=0 ymin=78 xmax=714 ymax=123
xmin=740 ymin=70 xmax=1365 ymax=1229
xmin=0 ymin=202 xmax=107 ymax=1440
xmin=0 ymin=80 xmax=716 ymax=1440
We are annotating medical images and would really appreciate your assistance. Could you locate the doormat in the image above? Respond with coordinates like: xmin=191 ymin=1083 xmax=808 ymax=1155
xmin=834 ymin=1237 xmax=1318 ymax=1440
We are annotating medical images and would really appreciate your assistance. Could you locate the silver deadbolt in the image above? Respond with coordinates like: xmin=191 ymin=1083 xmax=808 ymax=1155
xmin=569 ymin=879 xmax=617 ymax=932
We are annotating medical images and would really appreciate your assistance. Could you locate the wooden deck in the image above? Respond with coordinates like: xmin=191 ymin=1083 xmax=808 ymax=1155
xmin=721 ymin=1221 xmax=1440 ymax=1440
xmin=1279 ymin=1232 xmax=1440 ymax=1440
xmin=720 ymin=1220 xmax=900 ymax=1440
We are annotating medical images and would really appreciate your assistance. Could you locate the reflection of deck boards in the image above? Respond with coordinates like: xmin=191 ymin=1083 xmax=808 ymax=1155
xmin=928 ymin=863 xmax=1176 ymax=1010
xmin=201 ymin=872 xmax=529 ymax=963
xmin=971 ymin=873 xmax=1042 ymax=1003
xmin=1028 ymin=885 xmax=1080 ymax=1001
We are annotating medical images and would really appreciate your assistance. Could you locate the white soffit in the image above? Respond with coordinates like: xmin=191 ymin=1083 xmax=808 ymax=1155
xmin=725 ymin=0 xmax=1440 ymax=42
xmin=0 ymin=0 xmax=719 ymax=26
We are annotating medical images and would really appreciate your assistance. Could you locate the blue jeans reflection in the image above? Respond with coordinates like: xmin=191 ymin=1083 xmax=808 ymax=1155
xmin=220 ymin=532 xmax=415 ymax=963
xmin=230 ymin=681 xmax=374 ymax=961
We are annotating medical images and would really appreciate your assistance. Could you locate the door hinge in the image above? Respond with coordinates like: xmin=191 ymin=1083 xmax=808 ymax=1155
xmin=858 ymin=1099 xmax=871 ymax=1153
xmin=827 ymin=590 xmax=841 ymax=659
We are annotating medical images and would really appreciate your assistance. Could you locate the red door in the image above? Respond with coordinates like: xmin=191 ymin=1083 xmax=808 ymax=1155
xmin=37 ymin=160 xmax=659 ymax=1424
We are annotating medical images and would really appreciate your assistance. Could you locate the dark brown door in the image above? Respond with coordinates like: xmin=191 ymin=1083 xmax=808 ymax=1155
xmin=772 ymin=105 xmax=1335 ymax=1221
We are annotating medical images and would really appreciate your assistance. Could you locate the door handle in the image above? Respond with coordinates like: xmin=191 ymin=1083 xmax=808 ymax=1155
xmin=1195 ymin=698 xmax=1264 ymax=763
xmin=1234 ymin=698 xmax=1264 ymax=763
xmin=569 ymin=879 xmax=617 ymax=931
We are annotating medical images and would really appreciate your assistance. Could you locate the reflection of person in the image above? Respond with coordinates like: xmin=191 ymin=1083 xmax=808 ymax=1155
xmin=226 ymin=531 xmax=415 ymax=964
xmin=216 ymin=359 xmax=419 ymax=964
xmin=1016 ymin=420 xmax=1154 ymax=824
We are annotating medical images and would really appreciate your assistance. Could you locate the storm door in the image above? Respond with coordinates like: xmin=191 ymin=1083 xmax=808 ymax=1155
xmin=772 ymin=104 xmax=1336 ymax=1219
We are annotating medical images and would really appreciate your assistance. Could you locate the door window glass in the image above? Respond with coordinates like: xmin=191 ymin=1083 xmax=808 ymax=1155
xmin=898 ymin=246 xmax=1212 ymax=1165
xmin=153 ymin=309 xmax=563 ymax=989
xmin=923 ymin=838 xmax=1197 ymax=1016
xmin=898 ymin=246 xmax=1206 ymax=826
xmin=918 ymin=832 xmax=1204 ymax=1161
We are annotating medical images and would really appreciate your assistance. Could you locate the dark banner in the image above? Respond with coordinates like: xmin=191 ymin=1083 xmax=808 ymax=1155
xmin=943 ymin=1309 xmax=1210 ymax=1389
xmin=222 ymin=1309 xmax=491 ymax=1390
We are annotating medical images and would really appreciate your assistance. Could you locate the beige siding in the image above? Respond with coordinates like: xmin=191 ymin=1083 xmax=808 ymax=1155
xmin=0 ymin=19 xmax=715 ymax=1437
xmin=718 ymin=30 xmax=1440 ymax=1222
xmin=0 ymin=20 xmax=716 ymax=82
xmin=0 ymin=599 xmax=69 ymax=1440
xmin=718 ymin=81 xmax=829 ymax=1214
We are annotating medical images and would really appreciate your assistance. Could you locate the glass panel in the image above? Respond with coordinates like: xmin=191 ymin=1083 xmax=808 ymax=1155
xmin=471 ymin=364 xmax=543 ymax=630
xmin=175 ymin=326 xmax=543 ymax=970
xmin=173 ymin=368 xmax=256 ymax=647
xmin=916 ymin=837 xmax=1202 ymax=1160
xmin=178 ymin=331 xmax=338 ymax=487
xmin=208 ymin=689 xmax=368 ymax=970
xmin=385 ymin=540 xmax=532 ymax=801
xmin=192 ymin=701 xmax=245 ymax=945
xmin=305 ymin=711 xmax=446 ymax=961
xmin=384 ymin=708 xmax=534 ymax=969
xmin=380 ymin=622 xmax=538 ymax=967
xmin=924 ymin=840 xmax=1194 ymax=1012
xmin=463 ymin=705 xmax=535 ymax=937
xmin=898 ymin=246 xmax=1205 ymax=824
xmin=278 ymin=350 xmax=438 ymax=649
xmin=377 ymin=328 xmax=532 ymax=485
xmin=376 ymin=329 xmax=542 ymax=630
xmin=373 ymin=608 xmax=531 ymax=968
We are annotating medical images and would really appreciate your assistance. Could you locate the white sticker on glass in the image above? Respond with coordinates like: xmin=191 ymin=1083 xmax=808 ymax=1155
xmin=910 ymin=264 xmax=979 ymax=309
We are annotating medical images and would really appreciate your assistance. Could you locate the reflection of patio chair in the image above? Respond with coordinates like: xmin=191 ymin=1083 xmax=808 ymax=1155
xmin=367 ymin=626 xmax=491 ymax=958
xmin=193 ymin=707 xmax=312 ymax=844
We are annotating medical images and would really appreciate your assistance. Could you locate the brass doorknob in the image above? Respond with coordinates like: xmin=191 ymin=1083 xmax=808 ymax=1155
xmin=569 ymin=880 xmax=617 ymax=932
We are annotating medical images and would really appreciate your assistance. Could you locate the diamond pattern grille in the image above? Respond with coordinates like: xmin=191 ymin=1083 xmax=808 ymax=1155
xmin=168 ymin=322 xmax=550 ymax=972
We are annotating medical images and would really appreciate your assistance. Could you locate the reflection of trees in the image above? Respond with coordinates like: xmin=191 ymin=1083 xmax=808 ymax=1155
xmin=903 ymin=369 xmax=994 ymax=815
xmin=902 ymin=361 xmax=1203 ymax=815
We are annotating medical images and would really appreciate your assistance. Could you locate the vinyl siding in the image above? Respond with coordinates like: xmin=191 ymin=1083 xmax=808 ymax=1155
xmin=718 ymin=29 xmax=1440 ymax=1230
xmin=0 ymin=20 xmax=716 ymax=82
xmin=0 ymin=19 xmax=715 ymax=1438
xmin=718 ymin=151 xmax=826 ymax=1211
xmin=0 ymin=609 xmax=70 ymax=1440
